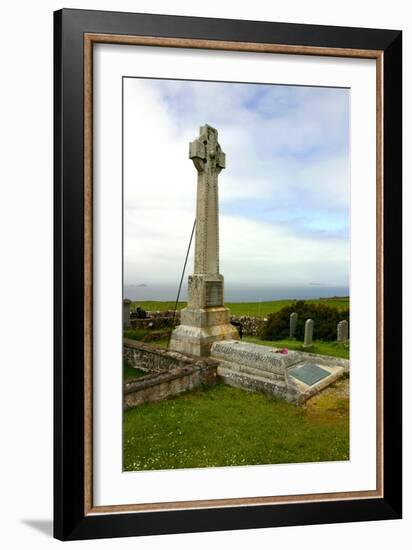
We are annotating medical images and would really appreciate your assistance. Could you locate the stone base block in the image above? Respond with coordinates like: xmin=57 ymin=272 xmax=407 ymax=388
xmin=179 ymin=306 xmax=232 ymax=328
xmin=169 ymin=323 xmax=239 ymax=357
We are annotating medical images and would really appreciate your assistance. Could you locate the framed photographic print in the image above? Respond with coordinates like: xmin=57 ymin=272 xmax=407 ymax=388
xmin=54 ymin=8 xmax=402 ymax=541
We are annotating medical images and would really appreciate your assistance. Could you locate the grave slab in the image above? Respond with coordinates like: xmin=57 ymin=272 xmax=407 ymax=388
xmin=211 ymin=340 xmax=348 ymax=404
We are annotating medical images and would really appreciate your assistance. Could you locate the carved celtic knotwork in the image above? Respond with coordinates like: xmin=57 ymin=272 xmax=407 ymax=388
xmin=189 ymin=124 xmax=226 ymax=173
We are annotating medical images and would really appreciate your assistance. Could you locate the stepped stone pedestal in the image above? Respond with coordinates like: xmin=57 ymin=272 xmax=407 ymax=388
xmin=169 ymin=125 xmax=239 ymax=357
xmin=211 ymin=340 xmax=348 ymax=404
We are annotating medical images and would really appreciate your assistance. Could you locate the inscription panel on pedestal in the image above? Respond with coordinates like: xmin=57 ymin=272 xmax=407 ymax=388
xmin=205 ymin=281 xmax=223 ymax=307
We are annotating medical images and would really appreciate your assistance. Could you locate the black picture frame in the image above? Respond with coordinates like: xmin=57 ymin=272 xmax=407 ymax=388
xmin=54 ymin=8 xmax=402 ymax=541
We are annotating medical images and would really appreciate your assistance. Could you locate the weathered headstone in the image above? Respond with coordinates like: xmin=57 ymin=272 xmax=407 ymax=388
xmin=123 ymin=299 xmax=132 ymax=329
xmin=289 ymin=312 xmax=298 ymax=339
xmin=337 ymin=320 xmax=349 ymax=342
xmin=303 ymin=318 xmax=314 ymax=348
xmin=169 ymin=125 xmax=239 ymax=356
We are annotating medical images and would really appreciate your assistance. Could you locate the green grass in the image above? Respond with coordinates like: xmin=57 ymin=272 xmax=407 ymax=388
xmin=124 ymin=328 xmax=169 ymax=349
xmin=131 ymin=297 xmax=349 ymax=318
xmin=123 ymin=360 xmax=147 ymax=381
xmin=243 ymin=336 xmax=349 ymax=359
xmin=123 ymin=382 xmax=349 ymax=471
xmin=124 ymin=328 xmax=152 ymax=341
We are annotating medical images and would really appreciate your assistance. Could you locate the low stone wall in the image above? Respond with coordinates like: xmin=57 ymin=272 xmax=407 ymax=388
xmin=130 ymin=317 xmax=178 ymax=330
xmin=123 ymin=339 xmax=218 ymax=409
xmin=130 ymin=313 xmax=266 ymax=336
xmin=147 ymin=310 xmax=180 ymax=319
xmin=230 ymin=315 xmax=267 ymax=337
xmin=125 ymin=338 xmax=201 ymax=372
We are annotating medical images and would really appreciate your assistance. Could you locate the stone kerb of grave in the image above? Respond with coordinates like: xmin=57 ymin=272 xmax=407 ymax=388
xmin=211 ymin=339 xmax=348 ymax=404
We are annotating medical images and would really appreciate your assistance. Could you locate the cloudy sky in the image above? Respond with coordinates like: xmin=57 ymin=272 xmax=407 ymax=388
xmin=123 ymin=77 xmax=350 ymax=301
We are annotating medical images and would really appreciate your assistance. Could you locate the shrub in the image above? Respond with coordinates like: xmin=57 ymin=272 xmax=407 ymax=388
xmin=260 ymin=300 xmax=349 ymax=342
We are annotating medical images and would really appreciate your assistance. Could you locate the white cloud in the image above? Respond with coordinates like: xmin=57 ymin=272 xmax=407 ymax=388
xmin=220 ymin=215 xmax=349 ymax=287
xmin=123 ymin=78 xmax=350 ymax=294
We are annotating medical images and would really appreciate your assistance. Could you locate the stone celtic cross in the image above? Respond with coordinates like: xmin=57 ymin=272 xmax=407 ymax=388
xmin=169 ymin=124 xmax=239 ymax=356
xmin=189 ymin=124 xmax=226 ymax=275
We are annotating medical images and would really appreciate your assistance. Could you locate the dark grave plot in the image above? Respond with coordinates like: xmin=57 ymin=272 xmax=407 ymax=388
xmin=288 ymin=363 xmax=330 ymax=386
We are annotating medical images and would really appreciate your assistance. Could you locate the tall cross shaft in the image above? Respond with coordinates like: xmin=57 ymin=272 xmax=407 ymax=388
xmin=190 ymin=125 xmax=226 ymax=275
xmin=169 ymin=124 xmax=238 ymax=357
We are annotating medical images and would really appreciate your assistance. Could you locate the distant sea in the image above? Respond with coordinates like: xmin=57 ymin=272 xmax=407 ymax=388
xmin=124 ymin=284 xmax=349 ymax=302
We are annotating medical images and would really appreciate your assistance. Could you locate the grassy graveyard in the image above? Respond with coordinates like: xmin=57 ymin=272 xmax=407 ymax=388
xmin=123 ymin=297 xmax=349 ymax=471
xmin=123 ymin=379 xmax=349 ymax=471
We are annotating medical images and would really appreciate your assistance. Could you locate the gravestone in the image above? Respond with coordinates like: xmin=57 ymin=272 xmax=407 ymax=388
xmin=337 ymin=319 xmax=349 ymax=342
xmin=303 ymin=318 xmax=314 ymax=348
xmin=123 ymin=298 xmax=132 ymax=329
xmin=289 ymin=312 xmax=298 ymax=339
xmin=169 ymin=125 xmax=239 ymax=356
